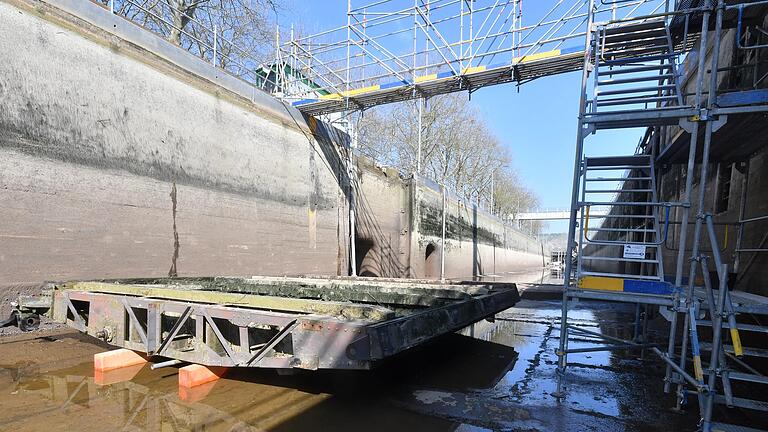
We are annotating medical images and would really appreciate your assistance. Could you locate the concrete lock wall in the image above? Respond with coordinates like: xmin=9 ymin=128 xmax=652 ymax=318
xmin=354 ymin=158 xmax=412 ymax=278
xmin=0 ymin=0 xmax=545 ymax=312
xmin=353 ymin=161 xmax=545 ymax=279
xmin=410 ymin=179 xmax=545 ymax=280
xmin=0 ymin=0 xmax=350 ymax=310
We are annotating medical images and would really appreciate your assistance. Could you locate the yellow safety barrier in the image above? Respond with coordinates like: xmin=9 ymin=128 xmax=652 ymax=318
xmin=578 ymin=276 xmax=623 ymax=291
xmin=512 ymin=49 xmax=561 ymax=64
xmin=693 ymin=355 xmax=704 ymax=381
xmin=343 ymin=84 xmax=381 ymax=97
xmin=461 ymin=65 xmax=487 ymax=74
xmin=415 ymin=73 xmax=437 ymax=83
xmin=730 ymin=328 xmax=744 ymax=357
xmin=319 ymin=92 xmax=343 ymax=100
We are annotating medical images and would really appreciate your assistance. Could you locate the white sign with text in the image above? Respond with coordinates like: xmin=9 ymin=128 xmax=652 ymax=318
xmin=623 ymin=244 xmax=646 ymax=259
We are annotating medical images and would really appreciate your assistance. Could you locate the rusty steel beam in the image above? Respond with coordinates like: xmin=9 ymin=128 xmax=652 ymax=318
xmin=43 ymin=276 xmax=520 ymax=370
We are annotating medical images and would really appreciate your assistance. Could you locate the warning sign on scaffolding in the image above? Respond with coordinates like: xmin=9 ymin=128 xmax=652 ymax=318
xmin=623 ymin=244 xmax=646 ymax=259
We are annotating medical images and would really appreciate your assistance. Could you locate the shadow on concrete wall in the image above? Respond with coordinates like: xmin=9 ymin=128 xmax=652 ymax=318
xmin=353 ymin=174 xmax=409 ymax=278
xmin=298 ymin=113 xmax=350 ymax=192
xmin=424 ymin=242 xmax=439 ymax=279
xmin=472 ymin=204 xmax=484 ymax=280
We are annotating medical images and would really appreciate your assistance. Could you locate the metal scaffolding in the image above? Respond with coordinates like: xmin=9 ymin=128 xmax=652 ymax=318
xmin=557 ymin=1 xmax=768 ymax=431
xmin=276 ymin=0 xmax=672 ymax=115
xmin=268 ymin=0 xmax=674 ymax=278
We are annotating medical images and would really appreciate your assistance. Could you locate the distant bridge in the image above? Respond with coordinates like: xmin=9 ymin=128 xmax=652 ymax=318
xmin=514 ymin=208 xmax=609 ymax=221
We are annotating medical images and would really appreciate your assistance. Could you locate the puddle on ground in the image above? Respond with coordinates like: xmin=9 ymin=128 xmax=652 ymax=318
xmin=0 ymin=296 xmax=711 ymax=432
xmin=479 ymin=267 xmax=563 ymax=285
xmin=0 ymin=326 xmax=520 ymax=432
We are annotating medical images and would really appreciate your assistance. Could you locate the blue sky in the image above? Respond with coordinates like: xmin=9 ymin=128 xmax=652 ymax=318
xmin=284 ymin=1 xmax=644 ymax=232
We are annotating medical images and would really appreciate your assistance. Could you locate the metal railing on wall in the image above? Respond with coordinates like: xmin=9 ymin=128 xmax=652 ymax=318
xmin=95 ymin=0 xmax=283 ymax=93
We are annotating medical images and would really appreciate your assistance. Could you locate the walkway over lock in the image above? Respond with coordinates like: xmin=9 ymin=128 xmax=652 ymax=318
xmin=277 ymin=0 xmax=674 ymax=116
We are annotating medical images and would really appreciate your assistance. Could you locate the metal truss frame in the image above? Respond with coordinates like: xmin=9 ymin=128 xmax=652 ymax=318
xmin=49 ymin=277 xmax=520 ymax=370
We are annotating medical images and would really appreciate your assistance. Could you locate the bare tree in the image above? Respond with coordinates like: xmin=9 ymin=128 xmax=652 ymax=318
xmin=491 ymin=170 xmax=538 ymax=217
xmin=356 ymin=93 xmax=541 ymax=233
xmin=105 ymin=0 xmax=282 ymax=74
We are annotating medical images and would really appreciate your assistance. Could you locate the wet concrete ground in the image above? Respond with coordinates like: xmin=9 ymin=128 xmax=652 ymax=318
xmin=0 ymin=274 xmax=763 ymax=431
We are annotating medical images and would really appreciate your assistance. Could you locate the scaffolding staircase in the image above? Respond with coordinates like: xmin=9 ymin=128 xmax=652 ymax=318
xmin=585 ymin=17 xmax=692 ymax=131
xmin=577 ymin=154 xmax=667 ymax=286
xmin=560 ymin=14 xmax=683 ymax=306
xmin=558 ymin=2 xmax=768 ymax=431
xmin=592 ymin=19 xmax=683 ymax=110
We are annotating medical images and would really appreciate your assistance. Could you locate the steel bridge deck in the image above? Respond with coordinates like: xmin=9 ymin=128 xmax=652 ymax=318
xmin=34 ymin=276 xmax=520 ymax=370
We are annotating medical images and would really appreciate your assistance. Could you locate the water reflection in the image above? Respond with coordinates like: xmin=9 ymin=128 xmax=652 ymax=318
xmin=3 ymin=364 xmax=260 ymax=431
xmin=0 ymin=296 xmax=706 ymax=432
xmin=475 ymin=266 xmax=563 ymax=285
xmin=0 ymin=331 xmax=521 ymax=432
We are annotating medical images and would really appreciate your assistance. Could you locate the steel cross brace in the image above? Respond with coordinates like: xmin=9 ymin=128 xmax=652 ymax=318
xmin=63 ymin=293 xmax=87 ymax=332
xmin=244 ymin=319 xmax=299 ymax=366
xmin=154 ymin=306 xmax=192 ymax=356
xmin=121 ymin=297 xmax=148 ymax=345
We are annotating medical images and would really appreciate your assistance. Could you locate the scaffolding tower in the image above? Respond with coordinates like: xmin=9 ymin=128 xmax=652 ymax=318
xmin=276 ymin=2 xmax=768 ymax=429
xmin=557 ymin=1 xmax=768 ymax=431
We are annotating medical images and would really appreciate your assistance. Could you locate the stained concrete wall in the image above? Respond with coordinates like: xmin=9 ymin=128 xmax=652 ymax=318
xmin=353 ymin=162 xmax=546 ymax=280
xmin=410 ymin=179 xmax=545 ymax=280
xmin=656 ymin=24 xmax=768 ymax=294
xmin=657 ymin=148 xmax=768 ymax=295
xmin=354 ymin=158 xmax=411 ymax=278
xmin=0 ymin=0 xmax=545 ymax=314
xmin=656 ymin=22 xmax=768 ymax=294
xmin=0 ymin=0 xmax=350 ymax=310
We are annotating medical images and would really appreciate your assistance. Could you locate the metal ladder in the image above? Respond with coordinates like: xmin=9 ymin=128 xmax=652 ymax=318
xmin=560 ymin=2 xmax=768 ymax=430
xmin=680 ymin=215 xmax=768 ymax=431
xmin=556 ymin=13 xmax=685 ymax=400
xmin=589 ymin=17 xmax=685 ymax=116
xmin=576 ymin=154 xmax=669 ymax=287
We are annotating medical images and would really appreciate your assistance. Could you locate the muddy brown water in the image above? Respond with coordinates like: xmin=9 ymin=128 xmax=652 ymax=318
xmin=0 ymin=275 xmax=763 ymax=431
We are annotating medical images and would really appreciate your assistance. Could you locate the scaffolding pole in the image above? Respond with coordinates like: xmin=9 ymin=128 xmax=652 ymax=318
xmin=555 ymin=0 xmax=596 ymax=399
xmin=664 ymin=0 xmax=714 ymax=395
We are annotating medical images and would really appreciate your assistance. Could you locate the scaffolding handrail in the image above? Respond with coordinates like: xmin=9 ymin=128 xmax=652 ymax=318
xmin=277 ymin=0 xmax=670 ymax=105
xmin=735 ymin=2 xmax=768 ymax=50
xmin=582 ymin=204 xmax=671 ymax=245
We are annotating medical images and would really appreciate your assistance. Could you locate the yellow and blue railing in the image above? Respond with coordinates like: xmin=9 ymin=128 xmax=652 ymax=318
xmin=578 ymin=276 xmax=676 ymax=295
xmin=292 ymin=45 xmax=582 ymax=108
